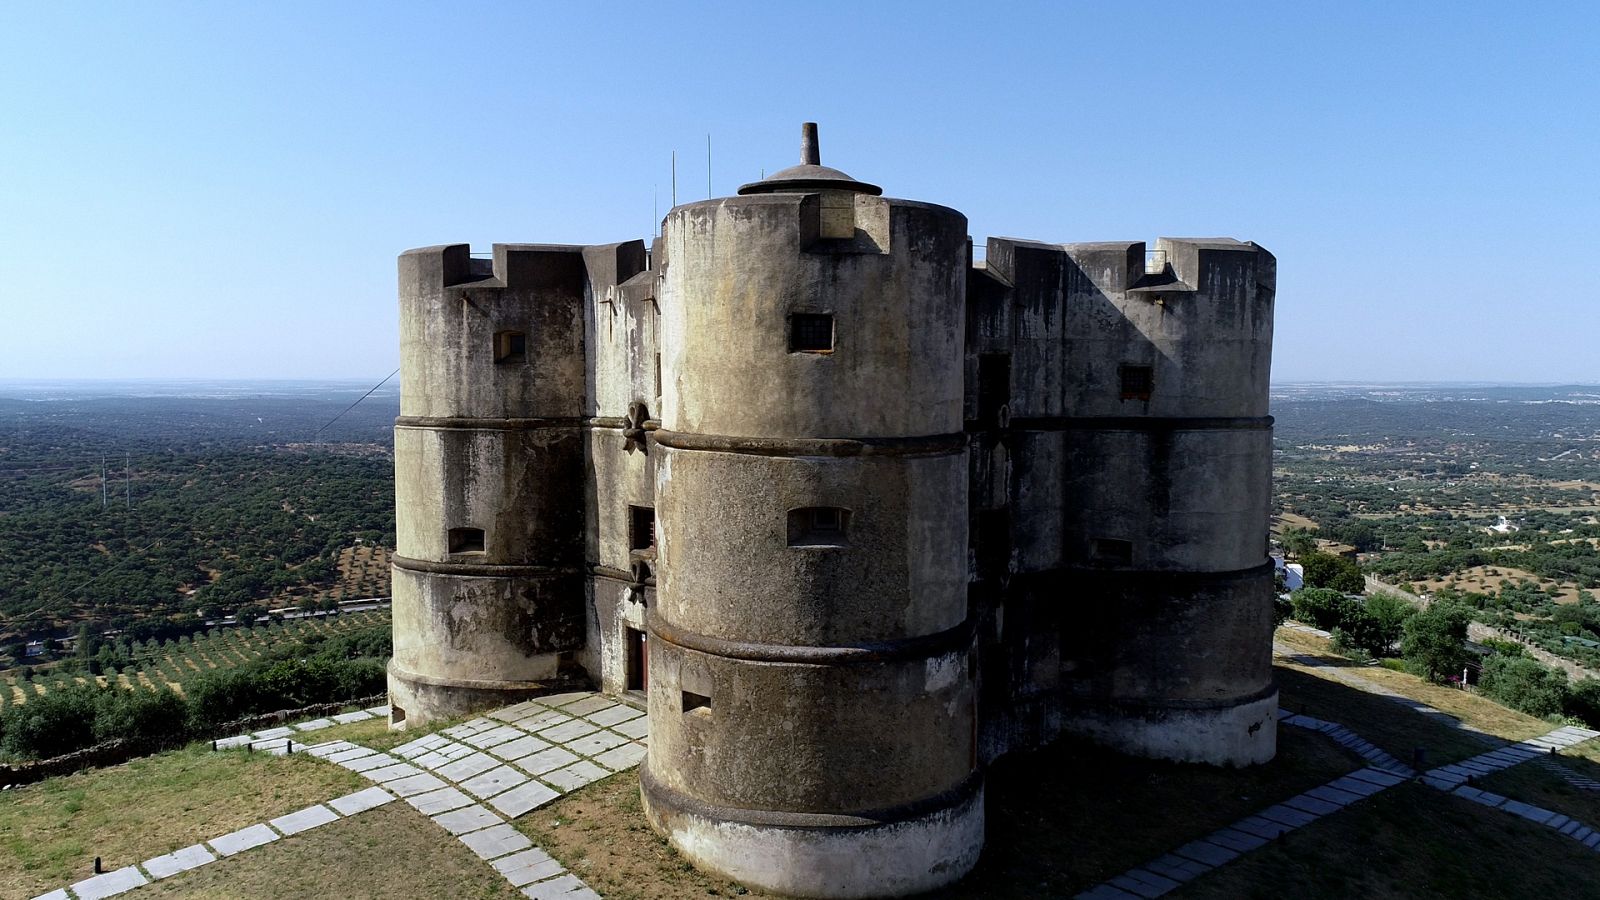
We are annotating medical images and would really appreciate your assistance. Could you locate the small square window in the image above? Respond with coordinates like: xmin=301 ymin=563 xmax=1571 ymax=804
xmin=448 ymin=527 xmax=485 ymax=554
xmin=629 ymin=506 xmax=656 ymax=553
xmin=1119 ymin=365 xmax=1153 ymax=401
xmin=495 ymin=331 xmax=527 ymax=364
xmin=682 ymin=689 xmax=712 ymax=714
xmin=789 ymin=314 xmax=834 ymax=353
xmin=1091 ymin=538 xmax=1133 ymax=565
xmin=788 ymin=507 xmax=850 ymax=547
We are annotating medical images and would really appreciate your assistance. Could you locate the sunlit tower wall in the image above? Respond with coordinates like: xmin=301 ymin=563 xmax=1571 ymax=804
xmin=1052 ymin=237 xmax=1278 ymax=765
xmin=640 ymin=127 xmax=983 ymax=898
xmin=389 ymin=243 xmax=588 ymax=727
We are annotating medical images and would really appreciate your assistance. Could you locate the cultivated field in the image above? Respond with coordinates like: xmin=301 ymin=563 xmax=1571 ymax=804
xmin=0 ymin=608 xmax=390 ymax=710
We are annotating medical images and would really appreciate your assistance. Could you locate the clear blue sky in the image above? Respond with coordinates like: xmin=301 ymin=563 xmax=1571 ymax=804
xmin=1 ymin=2 xmax=1593 ymax=383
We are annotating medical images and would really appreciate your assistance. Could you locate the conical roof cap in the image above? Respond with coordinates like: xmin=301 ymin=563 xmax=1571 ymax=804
xmin=738 ymin=123 xmax=882 ymax=196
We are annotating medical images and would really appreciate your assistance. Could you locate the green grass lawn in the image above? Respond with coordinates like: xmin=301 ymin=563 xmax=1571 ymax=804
xmin=1175 ymin=782 xmax=1600 ymax=899
xmin=140 ymin=803 xmax=521 ymax=899
xmin=0 ymin=744 xmax=364 ymax=898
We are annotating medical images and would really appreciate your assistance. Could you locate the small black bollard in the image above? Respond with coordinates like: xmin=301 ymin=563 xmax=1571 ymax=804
xmin=211 ymin=739 xmax=217 ymax=751
xmin=286 ymin=740 xmax=293 ymax=754
xmin=1412 ymin=747 xmax=1429 ymax=768
xmin=94 ymin=856 xmax=103 ymax=874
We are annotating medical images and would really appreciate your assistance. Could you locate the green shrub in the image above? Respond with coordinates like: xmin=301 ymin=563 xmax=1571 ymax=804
xmin=1301 ymin=551 xmax=1366 ymax=593
xmin=1 ymin=685 xmax=98 ymax=758
xmin=1479 ymin=654 xmax=1569 ymax=718
xmin=1563 ymin=678 xmax=1600 ymax=729
xmin=92 ymin=687 xmax=190 ymax=747
xmin=1402 ymin=603 xmax=1471 ymax=682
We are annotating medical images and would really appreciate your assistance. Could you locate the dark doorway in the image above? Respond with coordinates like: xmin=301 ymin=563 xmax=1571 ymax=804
xmin=626 ymin=627 xmax=648 ymax=692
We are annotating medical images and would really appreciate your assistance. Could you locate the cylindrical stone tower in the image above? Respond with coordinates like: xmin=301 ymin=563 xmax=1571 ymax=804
xmin=1054 ymin=237 xmax=1278 ymax=765
xmin=389 ymin=243 xmax=588 ymax=727
xmin=640 ymin=125 xmax=982 ymax=898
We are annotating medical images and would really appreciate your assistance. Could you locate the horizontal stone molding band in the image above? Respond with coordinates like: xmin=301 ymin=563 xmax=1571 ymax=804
xmin=640 ymin=760 xmax=982 ymax=830
xmin=652 ymin=429 xmax=967 ymax=459
xmin=391 ymin=555 xmax=581 ymax=578
xmin=648 ymin=612 xmax=975 ymax=664
xmin=394 ymin=415 xmax=588 ymax=430
xmin=1009 ymin=559 xmax=1277 ymax=584
xmin=996 ymin=415 xmax=1274 ymax=432
xmin=1062 ymin=679 xmax=1281 ymax=713
xmin=388 ymin=659 xmax=562 ymax=693
xmin=591 ymin=564 xmax=654 ymax=585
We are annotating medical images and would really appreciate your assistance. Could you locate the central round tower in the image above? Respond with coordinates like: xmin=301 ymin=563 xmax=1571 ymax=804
xmin=640 ymin=125 xmax=981 ymax=898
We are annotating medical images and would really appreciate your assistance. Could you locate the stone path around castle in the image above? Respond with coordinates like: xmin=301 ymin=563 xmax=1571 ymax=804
xmin=32 ymin=692 xmax=648 ymax=900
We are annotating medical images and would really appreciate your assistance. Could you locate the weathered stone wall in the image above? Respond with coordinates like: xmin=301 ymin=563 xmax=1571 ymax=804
xmin=968 ymin=236 xmax=1278 ymax=767
xmin=388 ymin=244 xmax=589 ymax=726
xmin=642 ymin=191 xmax=983 ymax=897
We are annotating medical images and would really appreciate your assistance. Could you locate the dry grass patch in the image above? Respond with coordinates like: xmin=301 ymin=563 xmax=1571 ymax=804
xmin=1275 ymin=665 xmax=1491 ymax=766
xmin=142 ymin=802 xmax=520 ymax=899
xmin=0 ymin=745 xmax=364 ymax=898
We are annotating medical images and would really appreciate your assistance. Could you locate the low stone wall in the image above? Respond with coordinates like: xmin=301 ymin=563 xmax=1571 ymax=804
xmin=0 ymin=694 xmax=387 ymax=789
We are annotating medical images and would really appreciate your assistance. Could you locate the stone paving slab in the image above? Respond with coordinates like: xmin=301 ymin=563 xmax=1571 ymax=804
xmin=210 ymin=823 xmax=279 ymax=856
xmin=71 ymin=865 xmax=149 ymax=900
xmin=593 ymin=741 xmax=648 ymax=772
xmin=523 ymin=873 xmax=601 ymax=899
xmin=439 ymin=751 xmax=502 ymax=782
xmin=539 ymin=719 xmax=601 ymax=743
xmin=463 ymin=725 xmax=528 ymax=749
xmin=305 ymin=740 xmax=357 ymax=758
xmin=342 ymin=752 xmax=399 ymax=773
xmin=562 ymin=696 xmax=616 ymax=717
xmin=491 ymin=734 xmax=552 ymax=762
xmin=489 ymin=780 xmax=561 ymax=818
xmin=496 ymin=850 xmax=564 ymax=886
xmin=142 ymin=843 xmax=216 ymax=879
xmin=214 ymin=735 xmax=254 ymax=750
xmin=409 ymin=786 xmax=475 ymax=815
xmin=253 ymin=726 xmax=296 ymax=740
xmin=331 ymin=710 xmax=376 ymax=724
xmin=613 ymin=716 xmax=650 ymax=740
xmin=30 ymin=889 xmax=69 ymax=900
xmin=434 ymin=804 xmax=502 ymax=835
xmin=587 ymin=704 xmax=646 ymax=727
xmin=515 ymin=746 xmax=581 ymax=776
xmin=295 ymin=718 xmax=334 ymax=732
xmin=415 ymin=750 xmax=452 ymax=769
xmin=462 ymin=765 xmax=529 ymax=799
xmin=262 ymin=740 xmax=307 ymax=756
xmin=516 ymin=710 xmax=572 ymax=731
xmin=542 ymin=760 xmax=610 ymax=792
xmin=270 ymin=803 xmax=340 ymax=835
xmin=488 ymin=701 xmax=542 ymax=722
xmin=535 ymin=691 xmax=595 ymax=708
xmin=364 ymin=762 xmax=423 ymax=782
xmin=565 ymin=729 xmax=630 ymax=757
xmin=461 ymin=823 xmax=534 ymax=860
xmin=365 ymin=705 xmax=390 ymax=716
xmin=329 ymin=786 xmax=396 ymax=816
xmin=327 ymin=746 xmax=380 ymax=764
xmin=388 ymin=772 xmax=450 ymax=797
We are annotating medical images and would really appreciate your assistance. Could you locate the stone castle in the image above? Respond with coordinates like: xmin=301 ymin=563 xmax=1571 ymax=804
xmin=388 ymin=124 xmax=1277 ymax=898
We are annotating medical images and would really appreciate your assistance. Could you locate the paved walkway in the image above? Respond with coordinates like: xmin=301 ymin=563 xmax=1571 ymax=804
xmin=33 ymin=692 xmax=646 ymax=900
